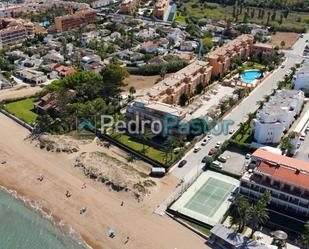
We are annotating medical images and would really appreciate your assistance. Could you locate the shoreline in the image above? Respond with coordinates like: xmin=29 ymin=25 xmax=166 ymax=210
xmin=0 ymin=184 xmax=95 ymax=249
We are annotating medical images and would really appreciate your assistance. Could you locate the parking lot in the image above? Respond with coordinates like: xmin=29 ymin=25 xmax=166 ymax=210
xmin=218 ymin=147 xmax=250 ymax=176
xmin=295 ymin=129 xmax=309 ymax=162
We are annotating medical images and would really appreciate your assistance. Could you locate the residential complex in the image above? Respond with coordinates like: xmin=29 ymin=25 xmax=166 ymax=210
xmin=253 ymin=89 xmax=304 ymax=144
xmin=207 ymin=35 xmax=274 ymax=78
xmin=54 ymin=9 xmax=96 ymax=32
xmin=240 ymin=149 xmax=309 ymax=222
xmin=153 ymin=0 xmax=170 ymax=20
xmin=119 ymin=0 xmax=139 ymax=14
xmin=0 ymin=18 xmax=35 ymax=48
xmin=293 ymin=59 xmax=309 ymax=91
xmin=126 ymin=60 xmax=213 ymax=125
xmin=207 ymin=35 xmax=254 ymax=78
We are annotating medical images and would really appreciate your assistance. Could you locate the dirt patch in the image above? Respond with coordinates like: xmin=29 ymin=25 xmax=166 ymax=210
xmin=269 ymin=32 xmax=299 ymax=49
xmin=123 ymin=74 xmax=161 ymax=96
xmin=74 ymin=151 xmax=156 ymax=199
xmin=0 ymin=85 xmax=42 ymax=102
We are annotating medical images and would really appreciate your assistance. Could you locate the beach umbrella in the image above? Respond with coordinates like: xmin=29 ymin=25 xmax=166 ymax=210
xmin=108 ymin=228 xmax=116 ymax=237
xmin=272 ymin=230 xmax=288 ymax=240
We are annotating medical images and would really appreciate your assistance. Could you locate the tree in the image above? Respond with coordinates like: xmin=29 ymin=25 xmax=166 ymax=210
xmin=300 ymin=222 xmax=309 ymax=249
xmin=129 ymin=86 xmax=136 ymax=99
xmin=179 ymin=93 xmax=189 ymax=106
xmin=280 ymin=40 xmax=286 ymax=49
xmin=249 ymin=191 xmax=271 ymax=238
xmin=229 ymin=195 xmax=251 ymax=233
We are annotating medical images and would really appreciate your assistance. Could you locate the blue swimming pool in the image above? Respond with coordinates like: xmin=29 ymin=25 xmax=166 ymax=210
xmin=240 ymin=70 xmax=262 ymax=84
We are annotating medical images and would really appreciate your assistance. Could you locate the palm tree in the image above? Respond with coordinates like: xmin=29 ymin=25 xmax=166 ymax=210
xmin=249 ymin=192 xmax=271 ymax=238
xmin=129 ymin=86 xmax=136 ymax=100
xmin=300 ymin=222 xmax=309 ymax=249
xmin=229 ymin=195 xmax=251 ymax=233
xmin=140 ymin=129 xmax=153 ymax=154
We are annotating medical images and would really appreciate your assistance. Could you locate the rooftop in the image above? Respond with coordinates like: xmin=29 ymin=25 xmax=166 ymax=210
xmin=257 ymin=161 xmax=309 ymax=189
xmin=145 ymin=102 xmax=185 ymax=117
xmin=253 ymin=149 xmax=309 ymax=173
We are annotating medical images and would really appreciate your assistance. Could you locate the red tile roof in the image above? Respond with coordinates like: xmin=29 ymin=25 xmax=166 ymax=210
xmin=253 ymin=149 xmax=309 ymax=172
xmin=258 ymin=161 xmax=309 ymax=189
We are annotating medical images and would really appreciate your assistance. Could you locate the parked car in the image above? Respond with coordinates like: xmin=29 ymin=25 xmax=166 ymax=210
xmin=201 ymin=141 xmax=208 ymax=146
xmin=208 ymin=148 xmax=217 ymax=155
xmin=193 ymin=146 xmax=201 ymax=153
xmin=300 ymin=134 xmax=306 ymax=141
xmin=202 ymin=155 xmax=210 ymax=163
xmin=305 ymin=126 xmax=309 ymax=133
xmin=215 ymin=142 xmax=221 ymax=148
xmin=150 ymin=167 xmax=165 ymax=177
xmin=245 ymin=153 xmax=251 ymax=159
xmin=218 ymin=156 xmax=227 ymax=163
xmin=229 ymin=129 xmax=235 ymax=134
xmin=178 ymin=160 xmax=187 ymax=168
xmin=211 ymin=160 xmax=223 ymax=170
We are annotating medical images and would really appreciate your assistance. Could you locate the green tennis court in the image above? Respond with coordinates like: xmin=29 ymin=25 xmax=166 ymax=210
xmin=170 ymin=171 xmax=239 ymax=226
xmin=184 ymin=177 xmax=235 ymax=217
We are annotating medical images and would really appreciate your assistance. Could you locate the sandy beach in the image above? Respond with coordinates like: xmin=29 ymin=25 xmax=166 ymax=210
xmin=0 ymin=112 xmax=208 ymax=249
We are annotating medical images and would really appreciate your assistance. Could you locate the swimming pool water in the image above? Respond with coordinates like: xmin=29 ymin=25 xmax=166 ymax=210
xmin=240 ymin=70 xmax=262 ymax=84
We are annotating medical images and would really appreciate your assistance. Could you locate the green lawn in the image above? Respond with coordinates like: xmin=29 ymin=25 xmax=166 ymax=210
xmin=241 ymin=61 xmax=265 ymax=71
xmin=177 ymin=1 xmax=308 ymax=32
xmin=110 ymin=133 xmax=178 ymax=166
xmin=4 ymin=98 xmax=38 ymax=125
xmin=234 ymin=122 xmax=253 ymax=143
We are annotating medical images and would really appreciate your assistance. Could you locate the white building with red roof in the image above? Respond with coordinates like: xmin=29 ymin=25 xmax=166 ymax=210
xmin=240 ymin=148 xmax=309 ymax=222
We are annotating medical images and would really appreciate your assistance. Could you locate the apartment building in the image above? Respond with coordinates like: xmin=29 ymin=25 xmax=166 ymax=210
xmin=153 ymin=0 xmax=170 ymax=20
xmin=240 ymin=149 xmax=309 ymax=222
xmin=119 ymin=0 xmax=139 ymax=14
xmin=293 ymin=59 xmax=309 ymax=91
xmin=251 ymin=43 xmax=275 ymax=60
xmin=55 ymin=9 xmax=96 ymax=32
xmin=207 ymin=34 xmax=254 ymax=78
xmin=253 ymin=89 xmax=304 ymax=144
xmin=145 ymin=60 xmax=212 ymax=105
xmin=126 ymin=60 xmax=212 ymax=130
xmin=0 ymin=25 xmax=27 ymax=48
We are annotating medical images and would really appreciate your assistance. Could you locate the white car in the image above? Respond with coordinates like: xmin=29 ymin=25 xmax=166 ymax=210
xmin=300 ymin=134 xmax=306 ymax=141
xmin=193 ymin=146 xmax=201 ymax=153
xmin=201 ymin=141 xmax=208 ymax=146
xmin=245 ymin=153 xmax=251 ymax=159
xmin=215 ymin=142 xmax=221 ymax=148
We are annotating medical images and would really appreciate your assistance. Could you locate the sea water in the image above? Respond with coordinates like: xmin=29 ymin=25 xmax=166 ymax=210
xmin=0 ymin=189 xmax=88 ymax=249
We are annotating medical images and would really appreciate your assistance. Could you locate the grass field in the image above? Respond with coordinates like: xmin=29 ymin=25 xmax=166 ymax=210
xmin=176 ymin=1 xmax=308 ymax=32
xmin=4 ymin=98 xmax=38 ymax=125
xmin=111 ymin=133 xmax=178 ymax=166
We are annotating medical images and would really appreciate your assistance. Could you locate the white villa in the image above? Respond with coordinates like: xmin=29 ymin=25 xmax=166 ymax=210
xmin=293 ymin=60 xmax=309 ymax=91
xmin=253 ymin=89 xmax=304 ymax=144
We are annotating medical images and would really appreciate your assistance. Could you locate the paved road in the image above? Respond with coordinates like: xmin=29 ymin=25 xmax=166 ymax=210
xmin=171 ymin=33 xmax=309 ymax=181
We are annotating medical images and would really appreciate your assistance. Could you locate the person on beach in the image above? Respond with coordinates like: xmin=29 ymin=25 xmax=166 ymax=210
xmin=80 ymin=207 xmax=87 ymax=214
xmin=124 ymin=236 xmax=130 ymax=244
xmin=81 ymin=183 xmax=86 ymax=189
xmin=37 ymin=174 xmax=44 ymax=182
xmin=121 ymin=201 xmax=124 ymax=206
xmin=65 ymin=190 xmax=71 ymax=198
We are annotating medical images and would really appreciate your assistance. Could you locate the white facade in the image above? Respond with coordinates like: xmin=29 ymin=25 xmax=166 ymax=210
xmin=91 ymin=0 xmax=112 ymax=8
xmin=253 ymin=89 xmax=304 ymax=144
xmin=293 ymin=61 xmax=309 ymax=91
